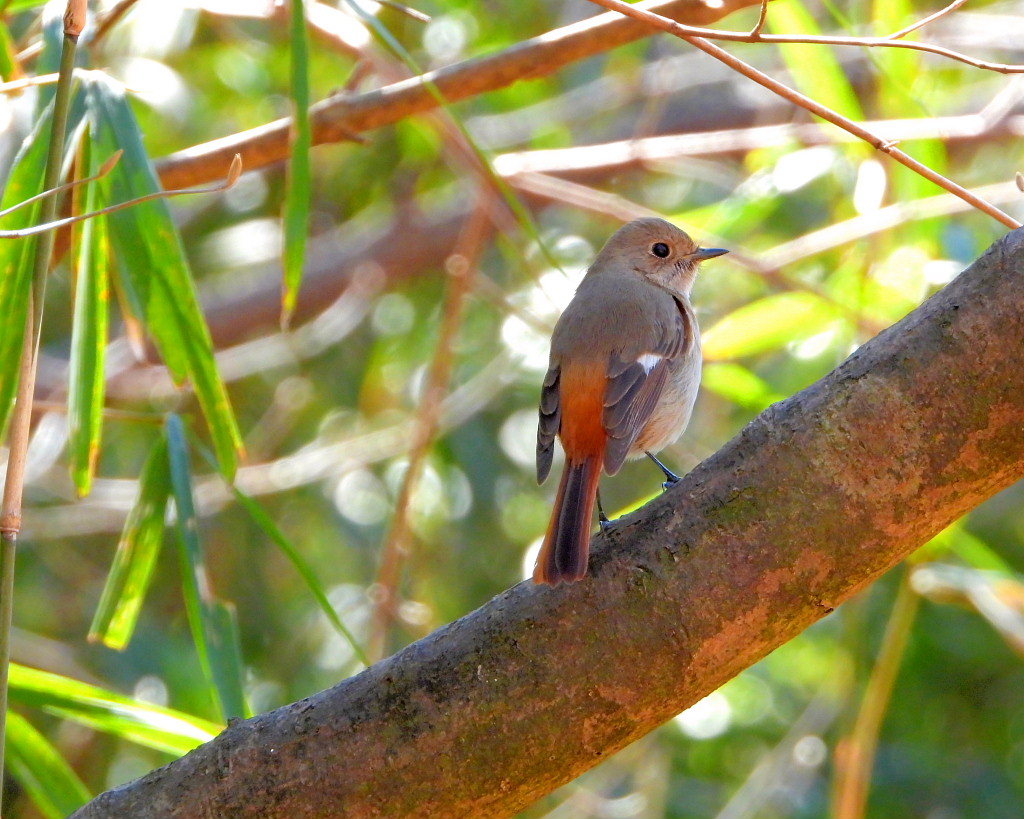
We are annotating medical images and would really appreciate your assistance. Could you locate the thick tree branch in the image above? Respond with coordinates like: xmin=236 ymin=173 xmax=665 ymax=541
xmin=154 ymin=0 xmax=762 ymax=190
xmin=72 ymin=229 xmax=1024 ymax=817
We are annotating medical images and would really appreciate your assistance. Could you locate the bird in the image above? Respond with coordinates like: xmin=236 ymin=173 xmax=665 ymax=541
xmin=534 ymin=217 xmax=728 ymax=585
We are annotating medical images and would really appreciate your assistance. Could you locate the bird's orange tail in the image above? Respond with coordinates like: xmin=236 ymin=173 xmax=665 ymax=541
xmin=533 ymin=456 xmax=601 ymax=585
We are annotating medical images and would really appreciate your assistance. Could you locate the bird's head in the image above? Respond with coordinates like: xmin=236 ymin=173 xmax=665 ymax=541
xmin=590 ymin=217 xmax=728 ymax=297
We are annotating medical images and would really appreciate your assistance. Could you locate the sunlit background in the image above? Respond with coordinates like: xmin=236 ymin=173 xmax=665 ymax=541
xmin=2 ymin=0 xmax=1024 ymax=816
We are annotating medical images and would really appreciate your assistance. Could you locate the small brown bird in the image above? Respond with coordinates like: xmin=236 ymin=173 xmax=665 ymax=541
xmin=534 ymin=218 xmax=727 ymax=585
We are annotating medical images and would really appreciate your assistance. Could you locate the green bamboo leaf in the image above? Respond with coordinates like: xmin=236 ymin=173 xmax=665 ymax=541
xmin=1 ymin=0 xmax=50 ymax=13
xmin=237 ymin=488 xmax=369 ymax=667
xmin=918 ymin=523 xmax=1016 ymax=575
xmin=88 ymin=436 xmax=171 ymax=650
xmin=869 ymin=0 xmax=947 ymax=246
xmin=8 ymin=664 xmax=220 ymax=755
xmin=338 ymin=0 xmax=556 ymax=270
xmin=768 ymin=0 xmax=864 ymax=121
xmin=165 ymin=414 xmax=248 ymax=721
xmin=68 ymin=134 xmax=110 ymax=496
xmin=871 ymin=0 xmax=920 ymax=108
xmin=702 ymin=362 xmax=785 ymax=412
xmin=192 ymin=437 xmax=368 ymax=665
xmin=0 ymin=21 xmax=18 ymax=81
xmin=281 ymin=0 xmax=312 ymax=325
xmin=703 ymin=292 xmax=842 ymax=360
xmin=5 ymin=711 xmax=91 ymax=819
xmin=0 ymin=110 xmax=56 ymax=438
xmin=84 ymin=74 xmax=243 ymax=478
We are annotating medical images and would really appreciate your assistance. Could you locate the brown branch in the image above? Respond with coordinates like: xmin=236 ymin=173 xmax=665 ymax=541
xmin=493 ymin=114 xmax=1024 ymax=176
xmin=584 ymin=0 xmax=1022 ymax=230
xmin=504 ymin=171 xmax=883 ymax=334
xmin=615 ymin=17 xmax=1024 ymax=74
xmin=27 ymin=352 xmax=517 ymax=539
xmin=887 ymin=0 xmax=969 ymax=39
xmin=153 ymin=0 xmax=765 ymax=190
xmin=368 ymin=203 xmax=490 ymax=661
xmin=748 ymin=0 xmax=769 ymax=38
xmin=70 ymin=227 xmax=1024 ymax=818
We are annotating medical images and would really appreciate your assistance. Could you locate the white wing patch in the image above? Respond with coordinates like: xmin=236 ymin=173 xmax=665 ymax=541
xmin=637 ymin=353 xmax=662 ymax=373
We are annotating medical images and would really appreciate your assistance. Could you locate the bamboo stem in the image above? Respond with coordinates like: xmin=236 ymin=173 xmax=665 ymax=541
xmin=0 ymin=13 xmax=80 ymax=805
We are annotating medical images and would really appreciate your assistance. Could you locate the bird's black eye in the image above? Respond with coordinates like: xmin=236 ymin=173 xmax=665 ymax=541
xmin=651 ymin=242 xmax=670 ymax=258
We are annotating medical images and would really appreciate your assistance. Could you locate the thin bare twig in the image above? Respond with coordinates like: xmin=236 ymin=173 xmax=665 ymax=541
xmin=15 ymin=0 xmax=143 ymax=63
xmin=493 ymin=113 xmax=1024 ymax=176
xmin=505 ymin=171 xmax=885 ymax=333
xmin=28 ymin=400 xmax=164 ymax=425
xmin=748 ymin=0 xmax=769 ymax=38
xmin=368 ymin=202 xmax=491 ymax=661
xmin=0 ymin=151 xmax=121 ymax=221
xmin=584 ymin=0 xmax=1022 ymax=230
xmin=887 ymin=0 xmax=969 ymax=40
xmin=27 ymin=352 xmax=517 ymax=540
xmin=584 ymin=10 xmax=1024 ymax=75
xmin=0 ymin=154 xmax=242 ymax=238
xmin=763 ymin=179 xmax=1021 ymax=269
xmin=0 ymin=73 xmax=59 ymax=94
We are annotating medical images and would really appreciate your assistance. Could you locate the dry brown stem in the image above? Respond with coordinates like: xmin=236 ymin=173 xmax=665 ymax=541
xmin=832 ymin=574 xmax=920 ymax=819
xmin=368 ymin=203 xmax=490 ymax=661
xmin=71 ymin=227 xmax=1024 ymax=818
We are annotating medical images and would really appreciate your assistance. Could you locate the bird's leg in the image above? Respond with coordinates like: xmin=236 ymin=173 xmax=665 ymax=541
xmin=646 ymin=451 xmax=681 ymax=490
xmin=597 ymin=488 xmax=614 ymax=532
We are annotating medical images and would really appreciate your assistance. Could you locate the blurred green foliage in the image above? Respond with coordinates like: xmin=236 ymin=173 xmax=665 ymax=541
xmin=1 ymin=0 xmax=1024 ymax=816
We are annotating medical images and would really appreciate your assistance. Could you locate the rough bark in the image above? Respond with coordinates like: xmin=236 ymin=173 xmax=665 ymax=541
xmin=155 ymin=0 xmax=763 ymax=190
xmin=73 ymin=229 xmax=1024 ymax=817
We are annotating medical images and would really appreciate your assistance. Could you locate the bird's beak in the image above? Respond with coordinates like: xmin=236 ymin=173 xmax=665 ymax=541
xmin=690 ymin=247 xmax=729 ymax=261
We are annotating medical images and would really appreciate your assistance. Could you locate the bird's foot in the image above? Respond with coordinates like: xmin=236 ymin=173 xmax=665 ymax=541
xmin=646 ymin=451 xmax=682 ymax=490
xmin=597 ymin=489 xmax=617 ymax=532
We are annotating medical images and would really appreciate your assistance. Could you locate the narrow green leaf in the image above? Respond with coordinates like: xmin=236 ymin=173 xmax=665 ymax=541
xmin=192 ymin=437 xmax=368 ymax=665
xmin=338 ymin=0 xmax=557 ymax=270
xmin=84 ymin=74 xmax=243 ymax=478
xmin=0 ymin=21 xmax=18 ymax=81
xmin=919 ymin=523 xmax=1016 ymax=575
xmin=240 ymin=489 xmax=369 ymax=666
xmin=703 ymin=292 xmax=842 ymax=360
xmin=68 ymin=134 xmax=110 ymax=496
xmin=0 ymin=114 xmax=51 ymax=438
xmin=165 ymin=414 xmax=248 ymax=721
xmin=871 ymin=0 xmax=921 ymax=110
xmin=1 ymin=0 xmax=50 ymax=13
xmin=222 ymin=468 xmax=368 ymax=666
xmin=767 ymin=0 xmax=864 ymax=121
xmin=88 ymin=436 xmax=171 ymax=650
xmin=702 ymin=363 xmax=785 ymax=412
xmin=8 ymin=664 xmax=220 ymax=755
xmin=281 ymin=0 xmax=312 ymax=325
xmin=5 ymin=711 xmax=91 ymax=819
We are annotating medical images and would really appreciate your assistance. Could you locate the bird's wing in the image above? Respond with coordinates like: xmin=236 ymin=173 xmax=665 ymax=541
xmin=536 ymin=365 xmax=560 ymax=484
xmin=602 ymin=297 xmax=692 ymax=475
